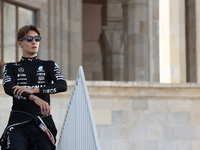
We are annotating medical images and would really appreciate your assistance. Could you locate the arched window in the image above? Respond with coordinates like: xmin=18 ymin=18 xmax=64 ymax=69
xmin=0 ymin=0 xmax=36 ymax=78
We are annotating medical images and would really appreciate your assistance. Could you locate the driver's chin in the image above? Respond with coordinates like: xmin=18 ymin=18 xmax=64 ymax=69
xmin=28 ymin=51 xmax=38 ymax=56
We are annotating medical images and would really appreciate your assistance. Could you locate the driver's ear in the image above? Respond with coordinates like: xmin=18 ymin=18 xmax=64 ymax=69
xmin=18 ymin=41 xmax=23 ymax=48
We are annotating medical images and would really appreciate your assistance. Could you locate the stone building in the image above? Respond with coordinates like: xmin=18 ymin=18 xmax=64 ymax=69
xmin=1 ymin=0 xmax=200 ymax=150
xmin=0 ymin=0 xmax=198 ymax=83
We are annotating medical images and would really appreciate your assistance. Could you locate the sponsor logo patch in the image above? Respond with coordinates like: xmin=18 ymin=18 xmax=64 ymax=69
xmin=17 ymin=74 xmax=26 ymax=77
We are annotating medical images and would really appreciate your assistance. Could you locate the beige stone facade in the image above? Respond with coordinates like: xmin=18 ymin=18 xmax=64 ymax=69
xmin=1 ymin=0 xmax=200 ymax=150
xmin=1 ymin=81 xmax=200 ymax=150
xmin=0 ymin=0 xmax=198 ymax=83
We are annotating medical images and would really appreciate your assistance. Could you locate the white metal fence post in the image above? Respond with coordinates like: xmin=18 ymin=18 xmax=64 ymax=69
xmin=57 ymin=66 xmax=101 ymax=150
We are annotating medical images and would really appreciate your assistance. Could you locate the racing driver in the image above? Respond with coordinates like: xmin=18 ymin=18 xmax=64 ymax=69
xmin=0 ymin=24 xmax=67 ymax=150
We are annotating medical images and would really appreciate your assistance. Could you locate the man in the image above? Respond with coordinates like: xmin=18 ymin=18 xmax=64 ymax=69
xmin=0 ymin=24 xmax=67 ymax=150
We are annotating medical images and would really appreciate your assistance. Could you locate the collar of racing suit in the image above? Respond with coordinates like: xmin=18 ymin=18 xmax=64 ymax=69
xmin=21 ymin=56 xmax=38 ymax=63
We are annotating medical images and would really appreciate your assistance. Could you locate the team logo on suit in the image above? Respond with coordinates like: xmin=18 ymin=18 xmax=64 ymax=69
xmin=18 ymin=67 xmax=24 ymax=73
xmin=38 ymin=66 xmax=43 ymax=71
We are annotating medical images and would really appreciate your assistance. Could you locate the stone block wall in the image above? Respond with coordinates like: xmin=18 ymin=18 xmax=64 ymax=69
xmin=95 ymin=98 xmax=198 ymax=150
xmin=1 ymin=81 xmax=200 ymax=150
xmin=87 ymin=82 xmax=200 ymax=150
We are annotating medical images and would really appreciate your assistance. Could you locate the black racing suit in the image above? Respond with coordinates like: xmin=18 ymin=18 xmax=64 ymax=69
xmin=0 ymin=56 xmax=67 ymax=150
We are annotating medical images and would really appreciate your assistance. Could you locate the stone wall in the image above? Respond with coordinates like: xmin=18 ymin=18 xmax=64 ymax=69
xmin=90 ymin=82 xmax=200 ymax=150
xmin=1 ymin=80 xmax=200 ymax=150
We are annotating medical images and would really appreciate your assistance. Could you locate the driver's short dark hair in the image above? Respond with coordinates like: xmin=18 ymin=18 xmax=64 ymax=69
xmin=17 ymin=24 xmax=41 ymax=41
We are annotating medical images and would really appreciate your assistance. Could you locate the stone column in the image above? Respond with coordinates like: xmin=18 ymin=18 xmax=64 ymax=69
xmin=37 ymin=1 xmax=49 ymax=60
xmin=60 ymin=0 xmax=69 ymax=78
xmin=196 ymin=0 xmax=200 ymax=83
xmin=47 ymin=0 xmax=61 ymax=67
xmin=123 ymin=0 xmax=129 ymax=81
xmin=48 ymin=0 xmax=55 ymax=61
xmin=128 ymin=0 xmax=150 ymax=81
xmin=186 ymin=0 xmax=196 ymax=82
xmin=55 ymin=0 xmax=61 ymax=67
xmin=68 ymin=0 xmax=82 ymax=80
xmin=100 ymin=26 xmax=124 ymax=81
xmin=48 ymin=0 xmax=69 ymax=78
xmin=159 ymin=0 xmax=186 ymax=83
xmin=149 ymin=0 xmax=159 ymax=82
xmin=100 ymin=0 xmax=124 ymax=81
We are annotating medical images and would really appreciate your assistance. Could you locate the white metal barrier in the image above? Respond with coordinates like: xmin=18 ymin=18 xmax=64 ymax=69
xmin=57 ymin=66 xmax=101 ymax=150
